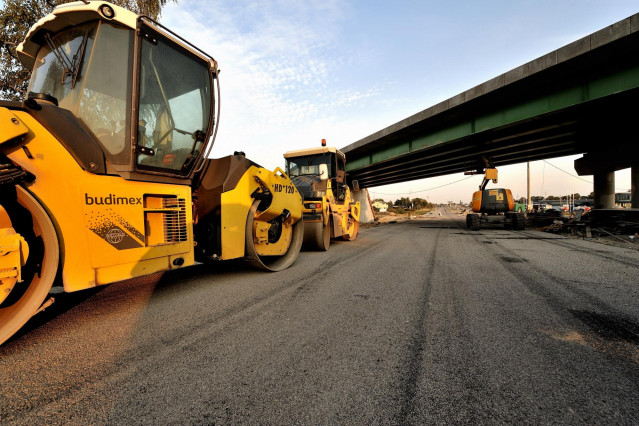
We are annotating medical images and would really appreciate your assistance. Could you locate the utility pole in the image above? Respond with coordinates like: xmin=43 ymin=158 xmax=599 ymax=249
xmin=527 ymin=161 xmax=532 ymax=212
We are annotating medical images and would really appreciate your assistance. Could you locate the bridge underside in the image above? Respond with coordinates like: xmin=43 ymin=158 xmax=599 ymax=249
xmin=343 ymin=14 xmax=639 ymax=190
xmin=347 ymin=88 xmax=639 ymax=188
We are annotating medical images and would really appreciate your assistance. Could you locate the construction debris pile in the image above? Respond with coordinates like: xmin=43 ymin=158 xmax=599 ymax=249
xmin=528 ymin=209 xmax=639 ymax=245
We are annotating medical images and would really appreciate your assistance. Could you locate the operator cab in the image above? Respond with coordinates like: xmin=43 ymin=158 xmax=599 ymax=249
xmin=17 ymin=2 xmax=217 ymax=181
xmin=286 ymin=152 xmax=333 ymax=179
xmin=284 ymin=146 xmax=347 ymax=201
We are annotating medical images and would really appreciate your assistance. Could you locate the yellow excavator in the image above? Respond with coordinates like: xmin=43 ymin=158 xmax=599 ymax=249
xmin=0 ymin=2 xmax=304 ymax=345
xmin=465 ymin=166 xmax=526 ymax=231
xmin=284 ymin=140 xmax=360 ymax=250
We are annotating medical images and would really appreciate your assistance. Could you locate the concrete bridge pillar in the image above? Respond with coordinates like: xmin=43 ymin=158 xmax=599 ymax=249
xmin=352 ymin=188 xmax=375 ymax=223
xmin=632 ymin=165 xmax=639 ymax=208
xmin=593 ymin=171 xmax=615 ymax=209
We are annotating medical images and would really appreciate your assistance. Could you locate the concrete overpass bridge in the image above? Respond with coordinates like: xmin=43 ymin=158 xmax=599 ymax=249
xmin=342 ymin=13 xmax=639 ymax=209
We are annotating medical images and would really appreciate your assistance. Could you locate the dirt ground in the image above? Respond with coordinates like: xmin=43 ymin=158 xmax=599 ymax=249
xmin=368 ymin=208 xmax=639 ymax=252
xmin=369 ymin=210 xmax=442 ymax=224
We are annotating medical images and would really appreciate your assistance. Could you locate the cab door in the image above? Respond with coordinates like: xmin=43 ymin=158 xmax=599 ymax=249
xmin=135 ymin=24 xmax=212 ymax=178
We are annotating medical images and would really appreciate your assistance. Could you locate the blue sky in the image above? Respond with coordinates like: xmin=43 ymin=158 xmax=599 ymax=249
xmin=160 ymin=0 xmax=638 ymax=203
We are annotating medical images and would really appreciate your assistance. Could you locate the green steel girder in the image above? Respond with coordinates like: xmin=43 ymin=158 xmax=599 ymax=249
xmin=346 ymin=63 xmax=639 ymax=174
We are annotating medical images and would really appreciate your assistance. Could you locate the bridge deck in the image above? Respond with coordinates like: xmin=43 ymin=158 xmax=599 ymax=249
xmin=342 ymin=13 xmax=639 ymax=188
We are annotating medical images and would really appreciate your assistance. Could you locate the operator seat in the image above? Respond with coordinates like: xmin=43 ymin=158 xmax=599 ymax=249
xmin=153 ymin=107 xmax=173 ymax=154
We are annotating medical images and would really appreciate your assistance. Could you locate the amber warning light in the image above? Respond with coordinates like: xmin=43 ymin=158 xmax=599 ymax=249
xmin=321 ymin=139 xmax=326 ymax=146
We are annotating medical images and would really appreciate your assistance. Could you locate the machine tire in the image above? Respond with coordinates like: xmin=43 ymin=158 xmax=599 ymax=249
xmin=513 ymin=213 xmax=526 ymax=230
xmin=321 ymin=219 xmax=331 ymax=248
xmin=468 ymin=213 xmax=481 ymax=231
xmin=504 ymin=213 xmax=513 ymax=230
xmin=303 ymin=221 xmax=330 ymax=251
xmin=0 ymin=187 xmax=59 ymax=346
xmin=245 ymin=200 xmax=304 ymax=271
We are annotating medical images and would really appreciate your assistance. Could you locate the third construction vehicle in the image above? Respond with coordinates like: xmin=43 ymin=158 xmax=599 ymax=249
xmin=284 ymin=140 xmax=360 ymax=250
xmin=465 ymin=166 xmax=526 ymax=231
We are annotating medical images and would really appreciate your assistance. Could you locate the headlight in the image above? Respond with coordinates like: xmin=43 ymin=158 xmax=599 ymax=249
xmin=100 ymin=4 xmax=115 ymax=19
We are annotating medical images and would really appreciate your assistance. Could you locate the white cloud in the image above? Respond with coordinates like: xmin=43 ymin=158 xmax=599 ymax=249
xmin=159 ymin=0 xmax=380 ymax=169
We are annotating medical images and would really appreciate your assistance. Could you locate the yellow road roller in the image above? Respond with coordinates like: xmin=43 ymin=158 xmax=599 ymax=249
xmin=0 ymin=2 xmax=304 ymax=345
xmin=284 ymin=140 xmax=360 ymax=251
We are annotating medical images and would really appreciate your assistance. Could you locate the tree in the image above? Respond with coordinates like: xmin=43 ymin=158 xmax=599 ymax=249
xmin=394 ymin=197 xmax=411 ymax=208
xmin=1 ymin=0 xmax=177 ymax=100
xmin=412 ymin=197 xmax=429 ymax=209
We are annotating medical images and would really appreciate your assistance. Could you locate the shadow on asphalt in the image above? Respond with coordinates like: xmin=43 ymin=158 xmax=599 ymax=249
xmin=570 ymin=309 xmax=639 ymax=344
xmin=3 ymin=260 xmax=256 ymax=348
xmin=4 ymin=286 xmax=105 ymax=346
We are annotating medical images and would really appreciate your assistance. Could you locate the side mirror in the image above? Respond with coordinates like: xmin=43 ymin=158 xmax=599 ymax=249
xmin=352 ymin=179 xmax=360 ymax=191
xmin=319 ymin=163 xmax=329 ymax=180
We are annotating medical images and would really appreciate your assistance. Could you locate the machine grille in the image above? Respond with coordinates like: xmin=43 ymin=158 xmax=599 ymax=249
xmin=143 ymin=195 xmax=188 ymax=246
xmin=162 ymin=198 xmax=187 ymax=243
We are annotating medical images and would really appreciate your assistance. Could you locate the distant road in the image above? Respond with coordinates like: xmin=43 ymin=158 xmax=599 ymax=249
xmin=2 ymin=209 xmax=639 ymax=424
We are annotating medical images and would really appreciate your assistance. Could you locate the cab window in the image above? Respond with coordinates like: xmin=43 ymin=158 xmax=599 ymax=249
xmin=136 ymin=28 xmax=211 ymax=174
xmin=335 ymin=154 xmax=347 ymax=202
xmin=286 ymin=154 xmax=332 ymax=177
xmin=28 ymin=21 xmax=133 ymax=165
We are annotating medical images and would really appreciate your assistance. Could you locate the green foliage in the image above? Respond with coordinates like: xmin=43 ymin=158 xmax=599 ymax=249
xmin=393 ymin=197 xmax=409 ymax=208
xmin=387 ymin=207 xmax=406 ymax=215
xmin=0 ymin=0 xmax=177 ymax=100
xmin=0 ymin=0 xmax=45 ymax=100
xmin=390 ymin=196 xmax=433 ymax=211
xmin=412 ymin=197 xmax=432 ymax=209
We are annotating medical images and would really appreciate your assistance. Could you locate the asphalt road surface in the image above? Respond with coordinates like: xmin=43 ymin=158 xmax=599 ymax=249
xmin=2 ymin=209 xmax=639 ymax=424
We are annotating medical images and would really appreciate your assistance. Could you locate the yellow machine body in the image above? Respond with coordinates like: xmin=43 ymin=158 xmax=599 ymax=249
xmin=0 ymin=206 xmax=29 ymax=305
xmin=3 ymin=110 xmax=195 ymax=291
xmin=327 ymin=180 xmax=360 ymax=238
xmin=0 ymin=2 xmax=304 ymax=345
xmin=284 ymin=144 xmax=360 ymax=250
xmin=219 ymin=166 xmax=301 ymax=259
xmin=466 ymin=166 xmax=524 ymax=231
xmin=299 ymin=179 xmax=360 ymax=227
xmin=471 ymin=188 xmax=515 ymax=213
